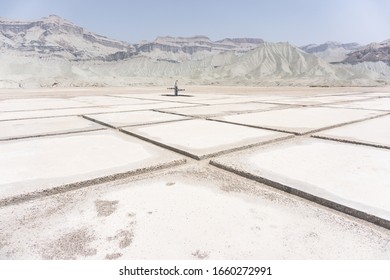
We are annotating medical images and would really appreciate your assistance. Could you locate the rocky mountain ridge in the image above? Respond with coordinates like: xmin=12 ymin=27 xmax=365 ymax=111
xmin=342 ymin=40 xmax=390 ymax=65
xmin=0 ymin=15 xmax=389 ymax=88
xmin=300 ymin=41 xmax=361 ymax=63
xmin=301 ymin=41 xmax=360 ymax=54
xmin=132 ymin=36 xmax=264 ymax=62
xmin=0 ymin=15 xmax=132 ymax=60
xmin=0 ymin=15 xmax=265 ymax=62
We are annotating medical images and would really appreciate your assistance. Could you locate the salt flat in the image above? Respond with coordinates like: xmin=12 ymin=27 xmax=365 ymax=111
xmin=213 ymin=106 xmax=383 ymax=134
xmin=313 ymin=114 xmax=390 ymax=149
xmin=192 ymin=96 xmax=279 ymax=105
xmin=0 ymin=116 xmax=104 ymax=140
xmin=211 ymin=138 xmax=390 ymax=227
xmin=266 ymin=95 xmax=375 ymax=106
xmin=70 ymin=96 xmax=160 ymax=106
xmin=328 ymin=97 xmax=390 ymax=111
xmin=0 ymin=106 xmax=114 ymax=121
xmin=0 ymin=97 xmax=94 ymax=112
xmin=110 ymin=93 xmax=229 ymax=103
xmin=122 ymin=119 xmax=291 ymax=159
xmin=84 ymin=110 xmax=189 ymax=128
xmin=0 ymin=130 xmax=185 ymax=204
xmin=0 ymin=86 xmax=389 ymax=260
xmin=158 ymin=102 xmax=284 ymax=118
xmin=1 ymin=164 xmax=389 ymax=260
xmin=0 ymin=101 xmax=200 ymax=121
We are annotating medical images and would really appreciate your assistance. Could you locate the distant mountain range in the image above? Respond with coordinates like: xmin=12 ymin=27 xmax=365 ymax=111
xmin=342 ymin=40 xmax=390 ymax=65
xmin=300 ymin=42 xmax=361 ymax=63
xmin=300 ymin=40 xmax=390 ymax=66
xmin=1 ymin=15 xmax=389 ymax=88
xmin=0 ymin=15 xmax=132 ymax=60
xmin=0 ymin=15 xmax=263 ymax=62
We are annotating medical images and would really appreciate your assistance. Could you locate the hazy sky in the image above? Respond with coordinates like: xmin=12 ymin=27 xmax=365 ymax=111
xmin=1 ymin=0 xmax=389 ymax=45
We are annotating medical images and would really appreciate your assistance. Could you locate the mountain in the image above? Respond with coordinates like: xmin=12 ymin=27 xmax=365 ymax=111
xmin=113 ymin=36 xmax=264 ymax=63
xmin=342 ymin=39 xmax=390 ymax=65
xmin=0 ymin=15 xmax=388 ymax=88
xmin=345 ymin=61 xmax=390 ymax=80
xmin=204 ymin=42 xmax=372 ymax=86
xmin=3 ymin=41 xmax=375 ymax=88
xmin=336 ymin=40 xmax=390 ymax=80
xmin=0 ymin=15 xmax=133 ymax=60
xmin=300 ymin=41 xmax=360 ymax=63
xmin=0 ymin=15 xmax=265 ymax=63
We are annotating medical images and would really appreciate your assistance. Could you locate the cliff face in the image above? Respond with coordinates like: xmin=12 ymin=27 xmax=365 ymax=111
xmin=0 ymin=15 xmax=132 ymax=60
xmin=342 ymin=40 xmax=390 ymax=65
xmin=132 ymin=36 xmax=264 ymax=62
xmin=300 ymin=40 xmax=390 ymax=66
xmin=0 ymin=16 xmax=264 ymax=62
xmin=301 ymin=42 xmax=360 ymax=54
xmin=300 ymin=42 xmax=361 ymax=63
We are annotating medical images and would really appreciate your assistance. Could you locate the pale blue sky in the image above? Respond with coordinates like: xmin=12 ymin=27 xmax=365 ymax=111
xmin=1 ymin=0 xmax=389 ymax=45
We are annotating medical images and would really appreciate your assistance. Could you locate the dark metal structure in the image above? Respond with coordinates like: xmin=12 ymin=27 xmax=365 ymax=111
xmin=167 ymin=80 xmax=185 ymax=96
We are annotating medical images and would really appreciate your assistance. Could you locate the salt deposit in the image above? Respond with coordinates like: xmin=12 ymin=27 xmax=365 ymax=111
xmin=84 ymin=110 xmax=189 ymax=128
xmin=0 ymin=130 xmax=185 ymax=203
xmin=213 ymin=106 xmax=383 ymax=134
xmin=1 ymin=165 xmax=389 ymax=259
xmin=0 ymin=116 xmax=104 ymax=140
xmin=210 ymin=138 xmax=390 ymax=226
xmin=158 ymin=102 xmax=283 ymax=117
xmin=268 ymin=95 xmax=375 ymax=106
xmin=0 ymin=101 xmax=200 ymax=121
xmin=328 ymin=98 xmax=390 ymax=111
xmin=122 ymin=119 xmax=291 ymax=159
xmin=313 ymin=114 xmax=390 ymax=149
xmin=70 ymin=96 xmax=159 ymax=106
xmin=0 ymin=86 xmax=389 ymax=260
xmin=0 ymin=97 xmax=92 ymax=112
xmin=0 ymin=106 xmax=115 ymax=121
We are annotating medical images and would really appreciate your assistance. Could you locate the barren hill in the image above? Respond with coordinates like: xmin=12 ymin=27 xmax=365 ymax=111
xmin=0 ymin=15 xmax=388 ymax=88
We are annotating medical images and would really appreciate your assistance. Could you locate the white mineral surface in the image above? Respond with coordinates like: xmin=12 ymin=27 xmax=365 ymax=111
xmin=0 ymin=86 xmax=389 ymax=259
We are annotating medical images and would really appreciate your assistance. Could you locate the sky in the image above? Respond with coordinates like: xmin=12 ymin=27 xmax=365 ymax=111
xmin=1 ymin=0 xmax=389 ymax=46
